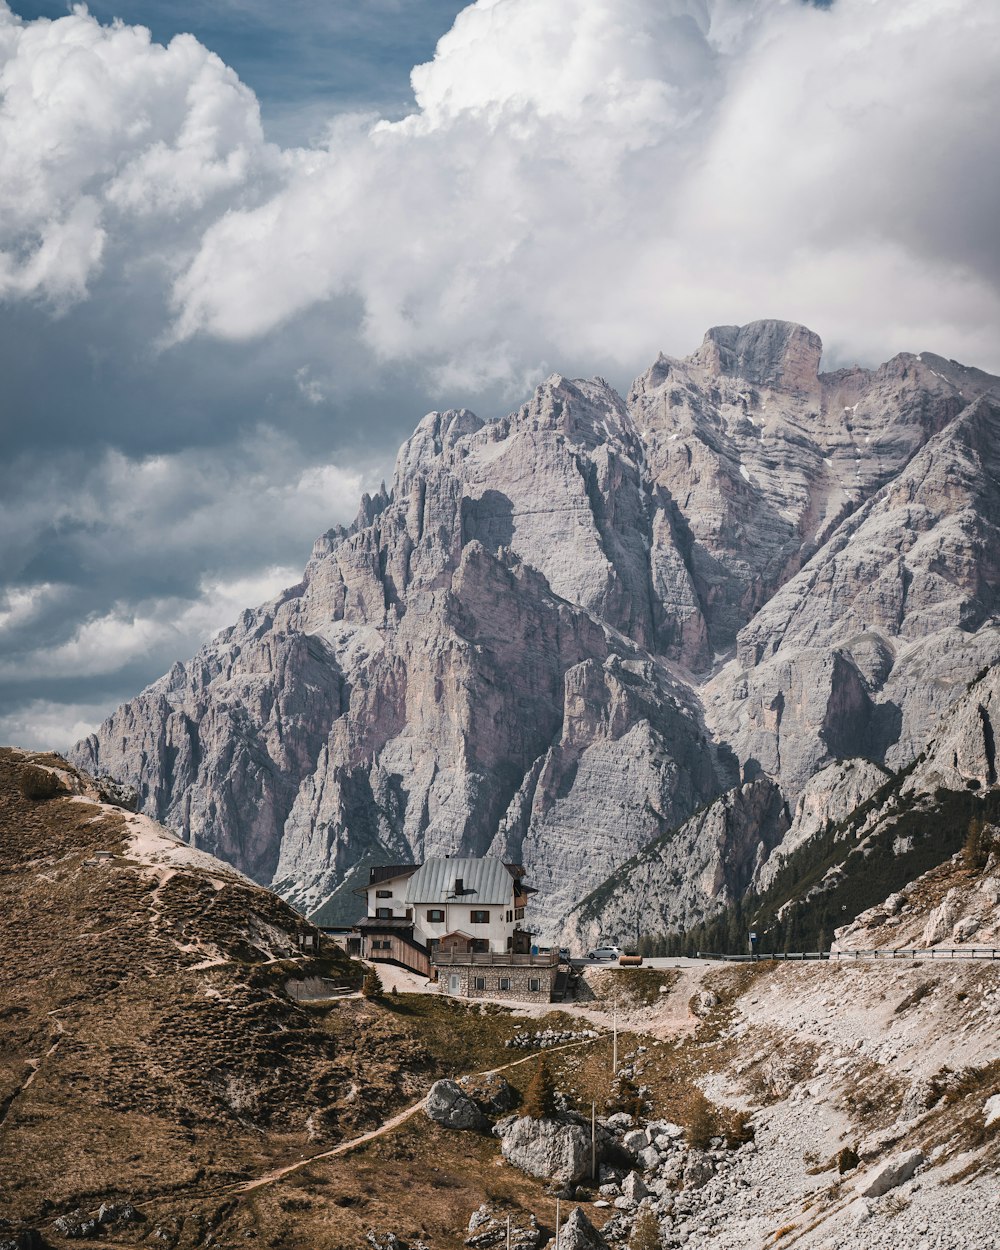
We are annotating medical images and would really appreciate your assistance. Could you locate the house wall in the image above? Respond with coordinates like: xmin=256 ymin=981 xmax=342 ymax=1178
xmin=362 ymin=931 xmax=431 ymax=978
xmin=365 ymin=879 xmax=519 ymax=953
xmin=438 ymin=963 xmax=556 ymax=1003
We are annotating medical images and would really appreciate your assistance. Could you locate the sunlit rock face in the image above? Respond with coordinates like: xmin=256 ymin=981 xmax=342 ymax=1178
xmin=72 ymin=321 xmax=1000 ymax=934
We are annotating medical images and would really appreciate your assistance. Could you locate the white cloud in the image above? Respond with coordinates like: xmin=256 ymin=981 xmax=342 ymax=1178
xmin=0 ymin=697 xmax=114 ymax=752
xmin=1 ymin=1 xmax=997 ymax=369
xmin=0 ymin=565 xmax=302 ymax=681
xmin=166 ymin=0 xmax=1000 ymax=374
xmin=0 ymin=432 xmax=374 ymax=690
xmin=0 ymin=2 xmax=275 ymax=303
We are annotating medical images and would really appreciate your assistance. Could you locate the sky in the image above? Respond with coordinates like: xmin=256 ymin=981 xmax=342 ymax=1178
xmin=0 ymin=0 xmax=998 ymax=751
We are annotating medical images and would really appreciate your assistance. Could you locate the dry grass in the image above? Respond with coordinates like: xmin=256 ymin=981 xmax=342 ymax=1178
xmin=0 ymin=750 xmax=631 ymax=1250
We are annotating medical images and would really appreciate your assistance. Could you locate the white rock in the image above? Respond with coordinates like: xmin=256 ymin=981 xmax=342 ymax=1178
xmin=854 ymin=1149 xmax=924 ymax=1199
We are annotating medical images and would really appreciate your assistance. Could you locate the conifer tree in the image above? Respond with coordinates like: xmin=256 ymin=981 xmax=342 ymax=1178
xmin=522 ymin=1057 xmax=556 ymax=1119
xmin=629 ymin=1208 xmax=660 ymax=1250
xmin=362 ymin=965 xmax=384 ymax=999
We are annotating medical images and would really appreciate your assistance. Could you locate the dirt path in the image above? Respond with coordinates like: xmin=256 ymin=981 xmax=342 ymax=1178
xmin=233 ymin=1034 xmax=605 ymax=1195
xmin=643 ymin=965 xmax=709 ymax=1038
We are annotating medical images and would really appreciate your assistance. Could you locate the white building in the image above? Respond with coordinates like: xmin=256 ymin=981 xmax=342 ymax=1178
xmin=352 ymin=856 xmax=558 ymax=1001
xmin=354 ymin=857 xmax=531 ymax=970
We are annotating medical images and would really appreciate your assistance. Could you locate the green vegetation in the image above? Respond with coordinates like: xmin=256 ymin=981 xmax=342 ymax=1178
xmin=362 ymin=966 xmax=385 ymax=999
xmin=963 ymin=815 xmax=997 ymax=871
xmin=637 ymin=780 xmax=1000 ymax=955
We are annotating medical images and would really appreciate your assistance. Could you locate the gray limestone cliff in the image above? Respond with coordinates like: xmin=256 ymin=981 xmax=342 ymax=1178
xmin=70 ymin=321 xmax=1000 ymax=938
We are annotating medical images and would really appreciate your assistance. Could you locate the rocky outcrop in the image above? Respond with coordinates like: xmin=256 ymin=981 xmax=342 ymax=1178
xmin=425 ymin=1080 xmax=489 ymax=1132
xmin=542 ymin=1208 xmax=607 ymax=1250
xmin=753 ymin=759 xmax=890 ymax=891
xmin=70 ymin=321 xmax=1000 ymax=936
xmin=496 ymin=1117 xmax=591 ymax=1184
xmin=906 ymin=666 xmax=1000 ymax=794
xmin=854 ymin=1149 xmax=924 ymax=1199
xmin=561 ymin=779 xmax=788 ymax=949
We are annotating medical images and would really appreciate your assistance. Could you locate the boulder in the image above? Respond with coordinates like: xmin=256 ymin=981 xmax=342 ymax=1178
xmin=682 ymin=1151 xmax=715 ymax=1190
xmin=985 ymin=1094 xmax=1000 ymax=1128
xmin=692 ymin=990 xmax=720 ymax=1018
xmin=637 ymin=1145 xmax=661 ymax=1172
xmin=460 ymin=1072 xmax=519 ymax=1114
xmin=543 ymin=1207 xmax=608 ymax=1250
xmin=367 ymin=1233 xmax=407 ymax=1250
xmin=96 ymin=1202 xmax=142 ymax=1226
xmin=622 ymin=1129 xmax=648 ymax=1154
xmin=499 ymin=1117 xmax=592 ymax=1184
xmin=854 ymin=1150 xmax=924 ymax=1199
xmin=647 ymin=1120 xmax=684 ymax=1142
xmin=621 ymin=1172 xmax=649 ymax=1202
xmin=52 ymin=1210 xmax=98 ymax=1239
xmin=425 ymin=1080 xmax=489 ymax=1131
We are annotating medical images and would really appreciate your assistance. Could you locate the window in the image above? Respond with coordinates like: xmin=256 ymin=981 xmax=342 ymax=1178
xmin=470 ymin=910 xmax=490 ymax=924
xmin=426 ymin=908 xmax=445 ymax=923
xmin=473 ymin=976 xmax=486 ymax=991
xmin=372 ymin=939 xmax=391 ymax=951
xmin=515 ymin=907 xmax=525 ymax=920
xmin=375 ymin=889 xmax=392 ymax=898
xmin=375 ymin=907 xmax=392 ymax=919
xmin=528 ymin=978 xmax=540 ymax=993
xmin=506 ymin=910 xmax=512 ymax=922
xmin=498 ymin=976 xmax=511 ymax=991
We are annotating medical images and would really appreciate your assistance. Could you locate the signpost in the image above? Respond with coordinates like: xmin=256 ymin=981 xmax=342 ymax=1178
xmin=749 ymin=930 xmax=758 ymax=961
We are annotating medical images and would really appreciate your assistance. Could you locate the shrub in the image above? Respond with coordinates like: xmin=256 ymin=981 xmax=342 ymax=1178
xmin=611 ymin=1071 xmax=646 ymax=1120
xmin=522 ymin=1058 xmax=556 ymax=1120
xmin=837 ymin=1146 xmax=859 ymax=1174
xmin=629 ymin=1208 xmax=660 ymax=1250
xmin=724 ymin=1108 xmax=755 ymax=1148
xmin=362 ymin=967 xmax=384 ymax=1000
xmin=685 ymin=1088 xmax=720 ymax=1151
xmin=19 ymin=766 xmax=60 ymax=801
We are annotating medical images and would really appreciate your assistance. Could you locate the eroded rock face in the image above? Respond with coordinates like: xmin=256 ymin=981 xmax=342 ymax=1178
xmin=561 ymin=778 xmax=788 ymax=950
xmin=425 ymin=1080 xmax=489 ymax=1132
xmin=497 ymin=1117 xmax=592 ymax=1184
xmin=542 ymin=1207 xmax=607 ymax=1250
xmin=70 ymin=321 xmax=1000 ymax=936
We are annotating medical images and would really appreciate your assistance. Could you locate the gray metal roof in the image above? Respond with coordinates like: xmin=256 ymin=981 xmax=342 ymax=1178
xmin=403 ymin=857 xmax=516 ymax=906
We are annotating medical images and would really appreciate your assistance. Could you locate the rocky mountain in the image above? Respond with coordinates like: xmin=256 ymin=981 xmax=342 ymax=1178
xmin=70 ymin=321 xmax=1000 ymax=939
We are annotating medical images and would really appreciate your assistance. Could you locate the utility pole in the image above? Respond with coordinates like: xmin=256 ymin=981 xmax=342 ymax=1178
xmin=506 ymin=1214 xmax=511 ymax=1250
xmin=612 ymin=998 xmax=618 ymax=1076
xmin=555 ymin=1198 xmax=561 ymax=1250
xmin=591 ymin=1100 xmax=597 ymax=1181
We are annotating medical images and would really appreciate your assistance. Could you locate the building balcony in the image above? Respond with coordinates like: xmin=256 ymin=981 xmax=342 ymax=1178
xmin=431 ymin=948 xmax=558 ymax=968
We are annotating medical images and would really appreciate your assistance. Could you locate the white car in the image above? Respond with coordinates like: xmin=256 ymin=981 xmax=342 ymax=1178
xmin=587 ymin=945 xmax=622 ymax=961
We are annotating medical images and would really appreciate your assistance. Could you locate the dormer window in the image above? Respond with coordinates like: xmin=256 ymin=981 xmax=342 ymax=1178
xmin=455 ymin=877 xmax=464 ymax=894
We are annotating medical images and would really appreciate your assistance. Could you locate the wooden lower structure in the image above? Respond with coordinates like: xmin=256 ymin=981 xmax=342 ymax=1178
xmin=354 ymin=916 xmax=431 ymax=978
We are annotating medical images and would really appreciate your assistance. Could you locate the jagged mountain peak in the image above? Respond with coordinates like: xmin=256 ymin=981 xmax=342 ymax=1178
xmin=71 ymin=325 xmax=1000 ymax=940
xmin=695 ymin=319 xmax=824 ymax=393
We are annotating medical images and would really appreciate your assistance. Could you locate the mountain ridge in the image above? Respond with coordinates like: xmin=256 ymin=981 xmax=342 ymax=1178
xmin=69 ymin=320 xmax=1000 ymax=939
